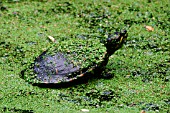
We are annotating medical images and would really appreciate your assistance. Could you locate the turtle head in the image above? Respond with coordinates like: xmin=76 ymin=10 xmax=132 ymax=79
xmin=104 ymin=30 xmax=128 ymax=55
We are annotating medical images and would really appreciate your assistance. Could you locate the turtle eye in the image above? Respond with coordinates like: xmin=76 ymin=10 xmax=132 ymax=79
xmin=123 ymin=30 xmax=127 ymax=33
xmin=107 ymin=38 xmax=112 ymax=42
xmin=120 ymin=30 xmax=126 ymax=35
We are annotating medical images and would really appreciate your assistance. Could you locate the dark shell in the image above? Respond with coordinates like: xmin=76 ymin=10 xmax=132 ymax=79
xmin=21 ymin=30 xmax=128 ymax=85
xmin=33 ymin=52 xmax=92 ymax=83
xmin=22 ymin=38 xmax=106 ymax=84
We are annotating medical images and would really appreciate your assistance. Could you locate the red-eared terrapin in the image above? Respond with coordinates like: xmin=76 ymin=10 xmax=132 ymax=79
xmin=21 ymin=30 xmax=128 ymax=85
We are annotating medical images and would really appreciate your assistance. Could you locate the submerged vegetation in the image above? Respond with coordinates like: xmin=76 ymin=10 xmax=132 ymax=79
xmin=0 ymin=0 xmax=169 ymax=112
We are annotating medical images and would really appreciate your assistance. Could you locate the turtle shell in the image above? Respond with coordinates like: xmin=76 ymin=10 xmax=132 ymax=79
xmin=22 ymin=38 xmax=106 ymax=84
xmin=21 ymin=30 xmax=128 ymax=85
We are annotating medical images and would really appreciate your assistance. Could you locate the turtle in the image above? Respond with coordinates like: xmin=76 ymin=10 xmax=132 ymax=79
xmin=21 ymin=30 xmax=128 ymax=86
